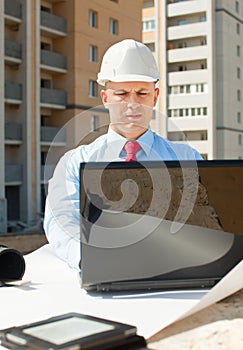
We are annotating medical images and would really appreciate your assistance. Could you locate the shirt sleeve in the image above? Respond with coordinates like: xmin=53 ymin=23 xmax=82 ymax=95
xmin=43 ymin=149 xmax=82 ymax=270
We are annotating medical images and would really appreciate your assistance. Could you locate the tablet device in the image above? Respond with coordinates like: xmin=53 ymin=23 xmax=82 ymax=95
xmin=0 ymin=313 xmax=148 ymax=350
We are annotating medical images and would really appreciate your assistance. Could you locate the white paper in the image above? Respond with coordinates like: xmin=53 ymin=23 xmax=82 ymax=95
xmin=0 ymin=244 xmax=242 ymax=349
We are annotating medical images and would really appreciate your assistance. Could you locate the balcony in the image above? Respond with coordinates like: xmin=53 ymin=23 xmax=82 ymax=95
xmin=40 ymin=88 xmax=67 ymax=109
xmin=167 ymin=0 xmax=206 ymax=18
xmin=5 ymin=122 xmax=22 ymax=144
xmin=5 ymin=80 xmax=22 ymax=104
xmin=40 ymin=126 xmax=66 ymax=145
xmin=168 ymin=22 xmax=208 ymax=40
xmin=40 ymin=11 xmax=67 ymax=37
xmin=168 ymin=45 xmax=208 ymax=63
xmin=168 ymin=93 xmax=208 ymax=108
xmin=4 ymin=0 xmax=22 ymax=27
xmin=5 ymin=39 xmax=22 ymax=65
xmin=40 ymin=49 xmax=67 ymax=73
xmin=168 ymin=69 xmax=208 ymax=85
xmin=168 ymin=116 xmax=208 ymax=132
xmin=5 ymin=164 xmax=23 ymax=185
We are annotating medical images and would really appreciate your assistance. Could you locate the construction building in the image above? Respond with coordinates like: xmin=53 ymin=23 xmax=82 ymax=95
xmin=0 ymin=0 xmax=142 ymax=233
xmin=142 ymin=0 xmax=243 ymax=160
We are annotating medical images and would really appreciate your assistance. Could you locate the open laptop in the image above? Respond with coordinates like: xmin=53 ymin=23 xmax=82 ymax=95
xmin=79 ymin=160 xmax=243 ymax=292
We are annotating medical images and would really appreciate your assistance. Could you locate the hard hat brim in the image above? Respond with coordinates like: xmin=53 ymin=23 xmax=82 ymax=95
xmin=97 ymin=74 xmax=159 ymax=86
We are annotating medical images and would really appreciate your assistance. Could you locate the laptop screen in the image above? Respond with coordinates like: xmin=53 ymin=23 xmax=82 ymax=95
xmin=80 ymin=160 xmax=243 ymax=238
xmin=79 ymin=160 xmax=243 ymax=290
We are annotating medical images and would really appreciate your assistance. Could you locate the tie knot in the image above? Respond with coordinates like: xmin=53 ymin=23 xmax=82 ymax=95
xmin=124 ymin=141 xmax=141 ymax=162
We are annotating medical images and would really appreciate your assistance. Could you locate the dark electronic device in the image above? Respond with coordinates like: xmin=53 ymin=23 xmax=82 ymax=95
xmin=79 ymin=160 xmax=243 ymax=292
xmin=0 ymin=313 xmax=149 ymax=350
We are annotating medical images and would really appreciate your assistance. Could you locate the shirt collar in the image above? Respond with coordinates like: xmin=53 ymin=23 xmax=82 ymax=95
xmin=106 ymin=127 xmax=128 ymax=159
xmin=106 ymin=126 xmax=154 ymax=158
xmin=137 ymin=128 xmax=154 ymax=156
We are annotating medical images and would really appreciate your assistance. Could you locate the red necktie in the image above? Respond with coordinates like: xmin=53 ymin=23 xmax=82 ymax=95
xmin=124 ymin=141 xmax=141 ymax=162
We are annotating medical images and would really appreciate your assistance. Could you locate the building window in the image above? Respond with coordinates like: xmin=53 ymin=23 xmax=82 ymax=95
xmin=203 ymin=107 xmax=207 ymax=115
xmin=144 ymin=0 xmax=154 ymax=7
xmin=145 ymin=42 xmax=155 ymax=52
xmin=178 ymin=19 xmax=188 ymax=26
xmin=41 ymin=5 xmax=51 ymax=13
xmin=89 ymin=10 xmax=98 ymax=28
xmin=237 ymin=23 xmax=240 ymax=34
xmin=41 ymin=115 xmax=49 ymax=126
xmin=238 ymin=134 xmax=242 ymax=145
xmin=89 ymin=80 xmax=98 ymax=97
xmin=179 ymin=65 xmax=187 ymax=71
xmin=237 ymin=67 xmax=241 ymax=79
xmin=89 ymin=45 xmax=98 ymax=62
xmin=236 ymin=1 xmax=239 ymax=13
xmin=237 ymin=45 xmax=241 ymax=57
xmin=41 ymin=79 xmax=51 ymax=88
xmin=199 ymin=16 xmax=206 ymax=22
xmin=196 ymin=83 xmax=205 ymax=93
xmin=142 ymin=19 xmax=156 ymax=32
xmin=237 ymin=112 xmax=241 ymax=123
xmin=178 ymin=42 xmax=187 ymax=48
xmin=109 ymin=18 xmax=118 ymax=35
xmin=41 ymin=42 xmax=51 ymax=50
xmin=237 ymin=89 xmax=241 ymax=101
xmin=91 ymin=115 xmax=99 ymax=132
xmin=179 ymin=132 xmax=187 ymax=141
xmin=200 ymin=132 xmax=207 ymax=140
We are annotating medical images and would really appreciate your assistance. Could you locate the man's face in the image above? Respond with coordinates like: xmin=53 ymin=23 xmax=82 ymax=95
xmin=100 ymin=81 xmax=159 ymax=139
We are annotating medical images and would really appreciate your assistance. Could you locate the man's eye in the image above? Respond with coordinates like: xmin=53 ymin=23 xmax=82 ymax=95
xmin=138 ymin=92 xmax=148 ymax=96
xmin=114 ymin=91 xmax=127 ymax=96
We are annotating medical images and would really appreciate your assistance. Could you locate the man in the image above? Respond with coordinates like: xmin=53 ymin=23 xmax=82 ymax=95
xmin=44 ymin=39 xmax=202 ymax=269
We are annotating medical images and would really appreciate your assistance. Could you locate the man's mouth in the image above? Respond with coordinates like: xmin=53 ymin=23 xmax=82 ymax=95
xmin=125 ymin=113 xmax=143 ymax=120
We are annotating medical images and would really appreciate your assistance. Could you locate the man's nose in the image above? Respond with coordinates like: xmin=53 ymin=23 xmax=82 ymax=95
xmin=126 ymin=102 xmax=140 ymax=110
xmin=126 ymin=92 xmax=140 ymax=105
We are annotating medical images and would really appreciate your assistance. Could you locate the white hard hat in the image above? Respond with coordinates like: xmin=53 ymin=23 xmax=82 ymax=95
xmin=97 ymin=39 xmax=160 ymax=86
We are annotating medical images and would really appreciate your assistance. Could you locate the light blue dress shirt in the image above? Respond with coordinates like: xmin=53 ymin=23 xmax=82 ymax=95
xmin=44 ymin=127 xmax=202 ymax=270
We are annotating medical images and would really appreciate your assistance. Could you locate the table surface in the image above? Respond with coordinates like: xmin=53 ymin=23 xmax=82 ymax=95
xmin=148 ymin=288 xmax=243 ymax=350
xmin=0 ymin=245 xmax=242 ymax=350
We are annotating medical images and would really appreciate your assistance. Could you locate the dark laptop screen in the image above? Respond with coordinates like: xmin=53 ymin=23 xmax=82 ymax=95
xmin=80 ymin=160 xmax=243 ymax=239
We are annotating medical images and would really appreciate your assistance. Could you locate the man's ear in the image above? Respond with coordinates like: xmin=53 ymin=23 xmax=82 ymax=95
xmin=100 ymin=89 xmax=108 ymax=104
xmin=153 ymin=88 xmax=160 ymax=106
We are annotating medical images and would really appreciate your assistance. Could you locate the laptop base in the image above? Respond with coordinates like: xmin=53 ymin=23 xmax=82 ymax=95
xmin=83 ymin=277 xmax=220 ymax=292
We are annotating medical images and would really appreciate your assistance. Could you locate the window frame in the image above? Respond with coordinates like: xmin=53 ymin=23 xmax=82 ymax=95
xmin=89 ymin=9 xmax=98 ymax=28
xmin=89 ymin=80 xmax=98 ymax=98
xmin=109 ymin=18 xmax=118 ymax=35
xmin=89 ymin=45 xmax=98 ymax=62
